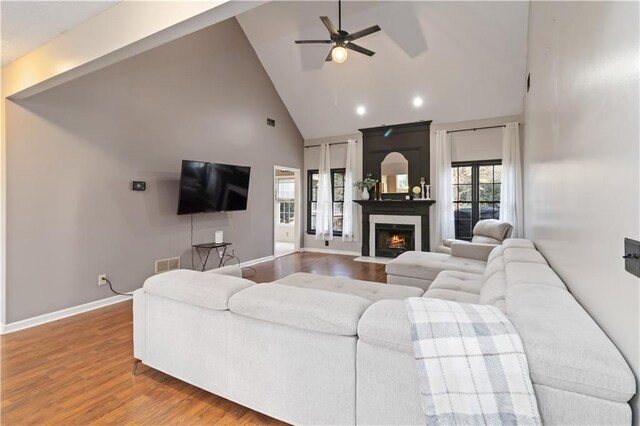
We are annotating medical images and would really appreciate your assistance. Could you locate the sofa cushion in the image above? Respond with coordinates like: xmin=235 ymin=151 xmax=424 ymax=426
xmin=228 ymin=283 xmax=371 ymax=336
xmin=357 ymin=300 xmax=413 ymax=354
xmin=473 ymin=219 xmax=512 ymax=241
xmin=422 ymin=288 xmax=480 ymax=304
xmin=273 ymin=272 xmax=424 ymax=302
xmin=503 ymin=247 xmax=548 ymax=265
xmin=478 ymin=270 xmax=507 ymax=305
xmin=143 ymin=269 xmax=254 ymax=311
xmin=471 ymin=235 xmax=502 ymax=245
xmin=484 ymin=253 xmax=505 ymax=278
xmin=507 ymin=284 xmax=636 ymax=402
xmin=385 ymin=251 xmax=486 ymax=282
xmin=502 ymin=238 xmax=536 ymax=249
xmin=487 ymin=245 xmax=506 ymax=263
xmin=429 ymin=270 xmax=483 ymax=294
xmin=505 ymin=263 xmax=566 ymax=290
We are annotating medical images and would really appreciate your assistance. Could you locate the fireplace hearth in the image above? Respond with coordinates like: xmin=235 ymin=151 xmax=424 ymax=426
xmin=375 ymin=223 xmax=415 ymax=258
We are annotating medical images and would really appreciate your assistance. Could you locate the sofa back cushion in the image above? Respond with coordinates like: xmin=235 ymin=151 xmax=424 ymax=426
xmin=228 ymin=283 xmax=371 ymax=336
xmin=472 ymin=219 xmax=513 ymax=242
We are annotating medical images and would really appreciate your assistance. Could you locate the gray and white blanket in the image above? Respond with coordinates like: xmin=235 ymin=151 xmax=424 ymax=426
xmin=405 ymin=297 xmax=541 ymax=426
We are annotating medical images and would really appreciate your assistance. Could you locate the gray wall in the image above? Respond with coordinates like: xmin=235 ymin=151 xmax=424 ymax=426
xmin=523 ymin=1 xmax=639 ymax=419
xmin=5 ymin=18 xmax=303 ymax=323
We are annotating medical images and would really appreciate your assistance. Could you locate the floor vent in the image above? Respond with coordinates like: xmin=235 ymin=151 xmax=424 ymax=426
xmin=155 ymin=257 xmax=181 ymax=274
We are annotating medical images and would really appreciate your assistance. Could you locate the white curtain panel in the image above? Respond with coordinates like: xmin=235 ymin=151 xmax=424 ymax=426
xmin=434 ymin=130 xmax=455 ymax=245
xmin=342 ymin=140 xmax=359 ymax=242
xmin=315 ymin=144 xmax=334 ymax=240
xmin=500 ymin=122 xmax=524 ymax=237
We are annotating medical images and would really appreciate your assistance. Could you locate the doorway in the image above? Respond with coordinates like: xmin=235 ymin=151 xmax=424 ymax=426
xmin=273 ymin=166 xmax=301 ymax=258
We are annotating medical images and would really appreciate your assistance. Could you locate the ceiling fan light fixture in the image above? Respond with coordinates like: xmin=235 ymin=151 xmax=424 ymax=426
xmin=331 ymin=45 xmax=348 ymax=63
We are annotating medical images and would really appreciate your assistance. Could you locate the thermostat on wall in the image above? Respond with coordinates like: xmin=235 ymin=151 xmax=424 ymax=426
xmin=131 ymin=181 xmax=146 ymax=191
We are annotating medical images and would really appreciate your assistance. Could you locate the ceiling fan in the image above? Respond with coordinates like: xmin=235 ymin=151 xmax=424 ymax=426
xmin=294 ymin=0 xmax=381 ymax=64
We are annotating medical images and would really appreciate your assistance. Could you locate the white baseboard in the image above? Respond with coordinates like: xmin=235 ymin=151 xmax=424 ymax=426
xmin=302 ymin=247 xmax=361 ymax=256
xmin=1 ymin=293 xmax=133 ymax=335
xmin=241 ymin=255 xmax=275 ymax=267
xmin=211 ymin=255 xmax=275 ymax=274
xmin=0 ymin=254 xmax=278 ymax=335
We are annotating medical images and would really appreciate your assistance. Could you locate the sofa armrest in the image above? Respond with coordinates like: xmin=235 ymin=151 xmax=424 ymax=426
xmin=450 ymin=242 xmax=497 ymax=261
xmin=442 ymin=238 xmax=464 ymax=248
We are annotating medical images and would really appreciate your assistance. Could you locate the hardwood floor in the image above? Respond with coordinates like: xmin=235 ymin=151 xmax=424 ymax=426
xmin=1 ymin=253 xmax=386 ymax=425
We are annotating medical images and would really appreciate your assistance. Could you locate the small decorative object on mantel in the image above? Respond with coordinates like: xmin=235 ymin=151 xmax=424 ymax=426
xmin=412 ymin=186 xmax=421 ymax=199
xmin=418 ymin=177 xmax=431 ymax=200
xmin=354 ymin=173 xmax=378 ymax=201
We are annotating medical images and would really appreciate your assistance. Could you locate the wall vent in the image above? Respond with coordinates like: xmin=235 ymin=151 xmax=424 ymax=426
xmin=155 ymin=256 xmax=181 ymax=274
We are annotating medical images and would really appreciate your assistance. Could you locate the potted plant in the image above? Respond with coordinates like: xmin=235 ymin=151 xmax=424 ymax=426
xmin=353 ymin=173 xmax=378 ymax=200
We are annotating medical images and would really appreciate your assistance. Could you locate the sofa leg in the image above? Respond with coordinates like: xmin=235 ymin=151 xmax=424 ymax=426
xmin=132 ymin=359 xmax=142 ymax=376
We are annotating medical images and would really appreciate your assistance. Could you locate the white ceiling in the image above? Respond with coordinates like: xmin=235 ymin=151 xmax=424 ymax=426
xmin=237 ymin=1 xmax=529 ymax=139
xmin=1 ymin=0 xmax=119 ymax=67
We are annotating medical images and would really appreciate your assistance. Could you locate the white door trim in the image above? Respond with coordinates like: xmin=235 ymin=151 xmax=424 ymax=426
xmin=273 ymin=165 xmax=301 ymax=256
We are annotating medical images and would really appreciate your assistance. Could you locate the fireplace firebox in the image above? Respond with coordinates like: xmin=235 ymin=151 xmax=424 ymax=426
xmin=375 ymin=224 xmax=415 ymax=257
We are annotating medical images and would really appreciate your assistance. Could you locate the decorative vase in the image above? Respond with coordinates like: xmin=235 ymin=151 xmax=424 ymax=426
xmin=362 ymin=187 xmax=370 ymax=200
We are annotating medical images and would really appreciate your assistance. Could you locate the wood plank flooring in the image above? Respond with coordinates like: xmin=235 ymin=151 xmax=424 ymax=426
xmin=1 ymin=252 xmax=386 ymax=425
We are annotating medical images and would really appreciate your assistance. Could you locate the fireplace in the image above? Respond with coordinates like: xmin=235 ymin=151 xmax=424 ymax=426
xmin=375 ymin=223 xmax=415 ymax=258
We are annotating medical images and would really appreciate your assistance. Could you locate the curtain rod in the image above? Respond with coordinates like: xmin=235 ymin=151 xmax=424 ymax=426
xmin=304 ymin=141 xmax=356 ymax=149
xmin=446 ymin=123 xmax=519 ymax=134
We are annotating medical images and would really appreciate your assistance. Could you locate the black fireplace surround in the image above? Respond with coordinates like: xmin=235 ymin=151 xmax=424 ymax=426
xmin=375 ymin=224 xmax=415 ymax=258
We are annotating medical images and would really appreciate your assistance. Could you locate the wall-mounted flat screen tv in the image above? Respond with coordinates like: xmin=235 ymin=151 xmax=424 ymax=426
xmin=177 ymin=160 xmax=251 ymax=215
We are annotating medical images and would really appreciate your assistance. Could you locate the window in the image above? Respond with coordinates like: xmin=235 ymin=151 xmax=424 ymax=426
xmin=307 ymin=168 xmax=346 ymax=235
xmin=452 ymin=160 xmax=502 ymax=240
xmin=279 ymin=201 xmax=295 ymax=224
xmin=276 ymin=177 xmax=295 ymax=224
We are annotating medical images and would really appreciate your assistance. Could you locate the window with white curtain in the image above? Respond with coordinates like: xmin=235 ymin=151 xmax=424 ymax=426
xmin=307 ymin=169 xmax=346 ymax=235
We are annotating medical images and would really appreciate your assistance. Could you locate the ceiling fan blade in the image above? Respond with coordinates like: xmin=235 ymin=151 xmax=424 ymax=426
xmin=320 ymin=16 xmax=339 ymax=36
xmin=346 ymin=43 xmax=375 ymax=57
xmin=325 ymin=48 xmax=334 ymax=62
xmin=295 ymin=40 xmax=333 ymax=44
xmin=346 ymin=25 xmax=381 ymax=41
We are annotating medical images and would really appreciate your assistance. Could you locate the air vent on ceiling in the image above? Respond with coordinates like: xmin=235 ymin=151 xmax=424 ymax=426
xmin=155 ymin=256 xmax=181 ymax=274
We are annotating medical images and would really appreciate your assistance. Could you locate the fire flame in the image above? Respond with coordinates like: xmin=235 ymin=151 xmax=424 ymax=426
xmin=388 ymin=234 xmax=406 ymax=249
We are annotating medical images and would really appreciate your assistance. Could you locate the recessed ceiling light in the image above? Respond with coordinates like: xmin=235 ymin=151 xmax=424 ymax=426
xmin=356 ymin=105 xmax=366 ymax=116
xmin=413 ymin=97 xmax=424 ymax=108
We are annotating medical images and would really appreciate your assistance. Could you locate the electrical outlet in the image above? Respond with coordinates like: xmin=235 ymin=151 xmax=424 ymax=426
xmin=98 ymin=274 xmax=108 ymax=286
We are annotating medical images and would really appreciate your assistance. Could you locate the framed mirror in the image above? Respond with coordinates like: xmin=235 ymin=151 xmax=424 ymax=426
xmin=381 ymin=152 xmax=409 ymax=193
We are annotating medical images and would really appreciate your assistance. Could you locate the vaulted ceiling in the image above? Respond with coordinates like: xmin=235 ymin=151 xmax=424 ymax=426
xmin=2 ymin=1 xmax=529 ymax=141
xmin=1 ymin=0 xmax=119 ymax=67
xmin=237 ymin=1 xmax=529 ymax=139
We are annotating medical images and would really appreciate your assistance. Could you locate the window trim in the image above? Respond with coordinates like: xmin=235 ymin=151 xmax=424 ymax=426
xmin=452 ymin=159 xmax=502 ymax=241
xmin=307 ymin=168 xmax=346 ymax=236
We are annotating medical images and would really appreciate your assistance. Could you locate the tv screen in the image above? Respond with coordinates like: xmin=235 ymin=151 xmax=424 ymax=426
xmin=177 ymin=160 xmax=251 ymax=215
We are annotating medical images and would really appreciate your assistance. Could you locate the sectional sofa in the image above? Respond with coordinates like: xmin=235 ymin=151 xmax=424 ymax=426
xmin=133 ymin=239 xmax=636 ymax=425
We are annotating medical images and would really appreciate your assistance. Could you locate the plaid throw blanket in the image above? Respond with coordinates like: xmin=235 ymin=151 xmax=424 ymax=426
xmin=405 ymin=298 xmax=541 ymax=426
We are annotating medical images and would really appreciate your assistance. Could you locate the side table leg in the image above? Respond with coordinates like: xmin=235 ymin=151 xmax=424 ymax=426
xmin=218 ymin=246 xmax=228 ymax=268
xmin=132 ymin=359 xmax=142 ymax=376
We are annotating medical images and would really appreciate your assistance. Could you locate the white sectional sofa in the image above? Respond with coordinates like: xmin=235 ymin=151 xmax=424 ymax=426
xmin=133 ymin=240 xmax=636 ymax=425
